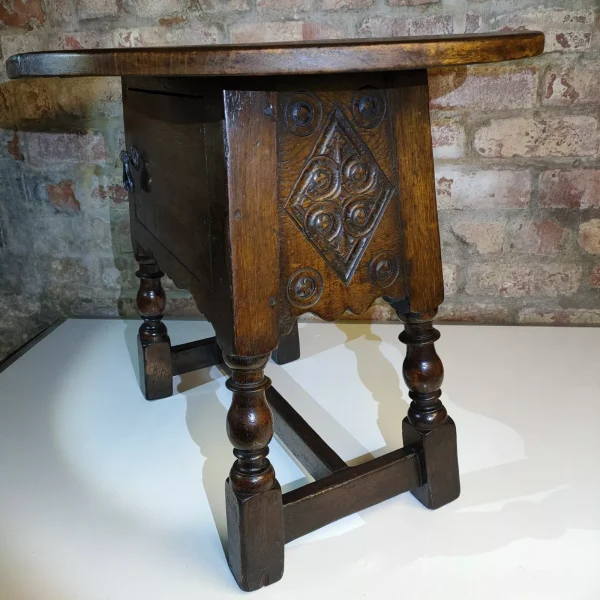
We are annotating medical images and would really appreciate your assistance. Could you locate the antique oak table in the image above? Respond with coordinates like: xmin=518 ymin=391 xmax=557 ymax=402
xmin=8 ymin=32 xmax=544 ymax=591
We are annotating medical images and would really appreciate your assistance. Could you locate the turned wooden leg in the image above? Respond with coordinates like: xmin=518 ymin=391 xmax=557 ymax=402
xmin=396 ymin=310 xmax=460 ymax=509
xmin=272 ymin=321 xmax=301 ymax=366
xmin=224 ymin=353 xmax=284 ymax=592
xmin=136 ymin=252 xmax=173 ymax=400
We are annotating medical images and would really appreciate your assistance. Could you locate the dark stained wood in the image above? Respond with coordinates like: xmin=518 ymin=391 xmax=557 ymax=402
xmin=224 ymin=90 xmax=280 ymax=357
xmin=267 ymin=386 xmax=347 ymax=479
xmin=6 ymin=32 xmax=544 ymax=79
xmin=126 ymin=90 xmax=212 ymax=285
xmin=13 ymin=34 xmax=543 ymax=591
xmin=224 ymin=353 xmax=284 ymax=591
xmin=403 ymin=417 xmax=460 ymax=510
xmin=397 ymin=311 xmax=447 ymax=430
xmin=271 ymin=321 xmax=301 ymax=366
xmin=393 ymin=308 xmax=460 ymax=509
xmin=135 ymin=249 xmax=173 ymax=400
xmin=277 ymin=73 xmax=408 ymax=330
xmin=123 ymin=79 xmax=282 ymax=358
xmin=282 ymin=447 xmax=421 ymax=543
xmin=225 ymin=353 xmax=276 ymax=495
xmin=122 ymin=69 xmax=470 ymax=589
xmin=123 ymin=78 xmax=229 ymax=350
xmin=389 ymin=70 xmax=443 ymax=316
xmin=171 ymin=337 xmax=222 ymax=376
xmin=226 ymin=479 xmax=284 ymax=591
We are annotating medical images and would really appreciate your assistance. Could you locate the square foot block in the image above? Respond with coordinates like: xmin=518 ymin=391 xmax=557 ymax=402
xmin=225 ymin=479 xmax=285 ymax=592
xmin=402 ymin=416 xmax=460 ymax=510
xmin=138 ymin=337 xmax=173 ymax=400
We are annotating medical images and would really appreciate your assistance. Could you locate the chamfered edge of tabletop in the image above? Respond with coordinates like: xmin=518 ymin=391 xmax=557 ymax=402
xmin=5 ymin=31 xmax=544 ymax=79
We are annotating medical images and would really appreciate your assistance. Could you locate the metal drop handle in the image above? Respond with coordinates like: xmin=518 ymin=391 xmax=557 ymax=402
xmin=120 ymin=147 xmax=141 ymax=193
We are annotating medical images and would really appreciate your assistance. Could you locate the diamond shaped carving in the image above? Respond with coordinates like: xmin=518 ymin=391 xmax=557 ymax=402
xmin=285 ymin=104 xmax=395 ymax=284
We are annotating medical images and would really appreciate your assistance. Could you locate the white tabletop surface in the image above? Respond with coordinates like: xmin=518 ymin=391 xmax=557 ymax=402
xmin=0 ymin=319 xmax=599 ymax=599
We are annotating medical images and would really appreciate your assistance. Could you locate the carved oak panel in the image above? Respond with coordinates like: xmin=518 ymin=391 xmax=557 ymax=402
xmin=284 ymin=104 xmax=395 ymax=284
xmin=277 ymin=77 xmax=408 ymax=329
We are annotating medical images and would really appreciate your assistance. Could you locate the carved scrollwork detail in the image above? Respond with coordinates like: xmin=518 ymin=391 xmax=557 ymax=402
xmin=352 ymin=87 xmax=386 ymax=129
xmin=285 ymin=104 xmax=395 ymax=284
xmin=369 ymin=250 xmax=400 ymax=288
xmin=287 ymin=268 xmax=324 ymax=309
xmin=284 ymin=92 xmax=322 ymax=137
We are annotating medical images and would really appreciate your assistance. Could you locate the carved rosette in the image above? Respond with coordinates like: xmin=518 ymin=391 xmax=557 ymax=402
xmin=284 ymin=92 xmax=322 ymax=137
xmin=287 ymin=268 xmax=324 ymax=308
xmin=352 ymin=87 xmax=386 ymax=129
xmin=285 ymin=100 xmax=395 ymax=285
xmin=368 ymin=250 xmax=400 ymax=288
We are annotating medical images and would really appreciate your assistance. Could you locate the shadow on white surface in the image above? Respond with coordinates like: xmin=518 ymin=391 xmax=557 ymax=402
xmin=0 ymin=319 xmax=598 ymax=599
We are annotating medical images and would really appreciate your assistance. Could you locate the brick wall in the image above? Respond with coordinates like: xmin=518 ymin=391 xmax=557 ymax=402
xmin=1 ymin=0 xmax=599 ymax=361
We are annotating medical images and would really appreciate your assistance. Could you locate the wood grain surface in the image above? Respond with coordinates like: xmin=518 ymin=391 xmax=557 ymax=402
xmin=6 ymin=32 xmax=544 ymax=79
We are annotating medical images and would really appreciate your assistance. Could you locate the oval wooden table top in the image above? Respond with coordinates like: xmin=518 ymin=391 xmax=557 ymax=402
xmin=6 ymin=32 xmax=543 ymax=79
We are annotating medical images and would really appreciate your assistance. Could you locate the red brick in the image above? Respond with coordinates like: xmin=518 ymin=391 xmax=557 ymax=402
xmin=41 ymin=0 xmax=76 ymax=27
xmin=23 ymin=131 xmax=109 ymax=167
xmin=164 ymin=298 xmax=202 ymax=318
xmin=113 ymin=28 xmax=166 ymax=47
xmin=490 ymin=9 xmax=594 ymax=52
xmin=93 ymin=182 xmax=129 ymax=205
xmin=543 ymin=62 xmax=600 ymax=106
xmin=435 ymin=169 xmax=531 ymax=210
xmin=7 ymin=131 xmax=24 ymax=161
xmin=0 ymin=0 xmax=45 ymax=29
xmin=475 ymin=116 xmax=598 ymax=158
xmin=322 ymin=0 xmax=373 ymax=8
xmin=1 ymin=30 xmax=46 ymax=56
xmin=53 ymin=78 xmax=122 ymax=119
xmin=465 ymin=14 xmax=481 ymax=34
xmin=443 ymin=263 xmax=458 ymax=296
xmin=58 ymin=31 xmax=110 ymax=49
xmin=588 ymin=266 xmax=600 ymax=288
xmin=127 ymin=0 xmax=189 ymax=19
xmin=467 ymin=263 xmax=581 ymax=298
xmin=429 ymin=66 xmax=537 ymax=111
xmin=0 ymin=129 xmax=16 ymax=159
xmin=2 ymin=29 xmax=110 ymax=57
xmin=438 ymin=303 xmax=510 ymax=324
xmin=164 ymin=25 xmax=222 ymax=45
xmin=5 ymin=80 xmax=55 ymax=123
xmin=0 ymin=90 xmax=13 ymax=128
xmin=578 ymin=219 xmax=600 ymax=255
xmin=431 ymin=118 xmax=466 ymax=159
xmin=302 ymin=22 xmax=346 ymax=40
xmin=594 ymin=10 xmax=600 ymax=50
xmin=113 ymin=25 xmax=221 ymax=47
xmin=230 ymin=21 xmax=303 ymax=43
xmin=409 ymin=15 xmax=453 ymax=36
xmin=552 ymin=32 xmax=591 ymax=52
xmin=507 ymin=219 xmax=565 ymax=255
xmin=257 ymin=0 xmax=313 ymax=11
xmin=77 ymin=0 xmax=119 ymax=19
xmin=539 ymin=170 xmax=600 ymax=209
xmin=196 ymin=0 xmax=249 ymax=12
xmin=110 ymin=216 xmax=132 ymax=254
xmin=359 ymin=17 xmax=408 ymax=37
xmin=360 ymin=15 xmax=452 ymax=37
xmin=46 ymin=180 xmax=81 ymax=213
xmin=518 ymin=308 xmax=600 ymax=325
xmin=387 ymin=0 xmax=439 ymax=5
xmin=452 ymin=221 xmax=505 ymax=255
xmin=86 ymin=171 xmax=129 ymax=208
xmin=158 ymin=16 xmax=186 ymax=26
